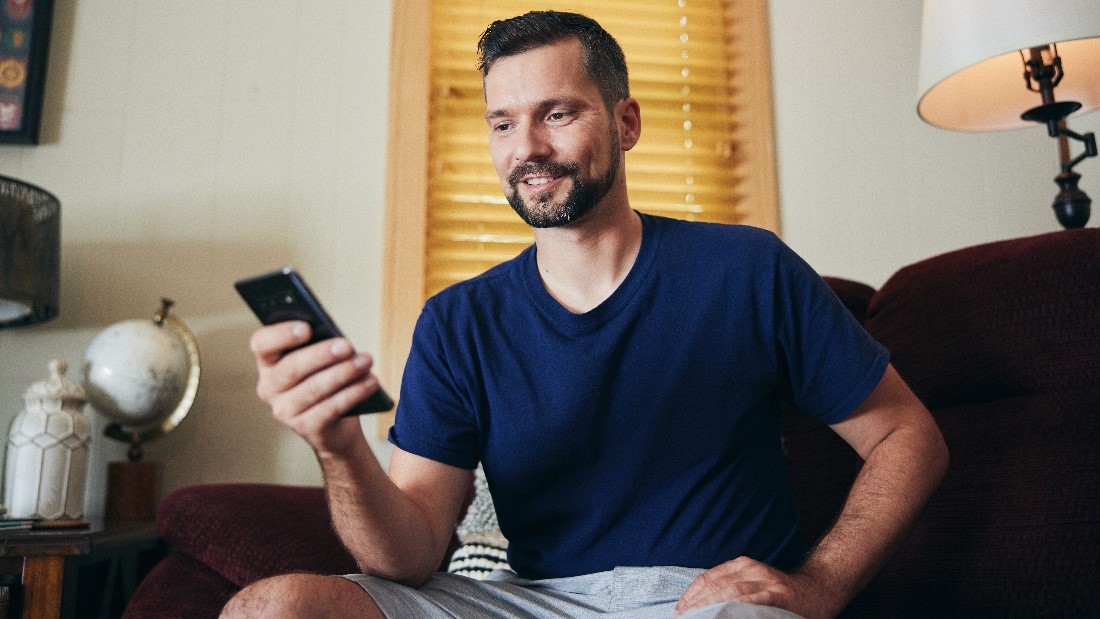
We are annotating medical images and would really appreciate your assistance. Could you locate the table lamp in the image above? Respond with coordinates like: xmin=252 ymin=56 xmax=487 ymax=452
xmin=917 ymin=0 xmax=1100 ymax=228
xmin=0 ymin=175 xmax=59 ymax=327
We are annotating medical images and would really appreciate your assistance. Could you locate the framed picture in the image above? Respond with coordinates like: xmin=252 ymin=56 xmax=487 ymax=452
xmin=0 ymin=0 xmax=53 ymax=145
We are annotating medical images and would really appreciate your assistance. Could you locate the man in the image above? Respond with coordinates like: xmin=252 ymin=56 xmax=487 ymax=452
xmin=222 ymin=11 xmax=947 ymax=619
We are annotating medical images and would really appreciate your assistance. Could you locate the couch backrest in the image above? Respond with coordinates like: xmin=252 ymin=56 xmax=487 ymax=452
xmin=789 ymin=229 xmax=1100 ymax=618
xmin=865 ymin=228 xmax=1100 ymax=410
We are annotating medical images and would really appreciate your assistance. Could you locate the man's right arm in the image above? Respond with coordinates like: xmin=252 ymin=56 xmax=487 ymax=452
xmin=320 ymin=443 xmax=472 ymax=585
xmin=249 ymin=321 xmax=471 ymax=586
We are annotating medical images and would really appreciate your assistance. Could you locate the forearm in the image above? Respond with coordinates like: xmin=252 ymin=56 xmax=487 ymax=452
xmin=248 ymin=322 xmax=464 ymax=584
xmin=794 ymin=422 xmax=948 ymax=618
xmin=317 ymin=441 xmax=452 ymax=586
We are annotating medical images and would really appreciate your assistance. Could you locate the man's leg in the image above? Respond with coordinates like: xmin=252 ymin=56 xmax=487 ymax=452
xmin=219 ymin=573 xmax=383 ymax=619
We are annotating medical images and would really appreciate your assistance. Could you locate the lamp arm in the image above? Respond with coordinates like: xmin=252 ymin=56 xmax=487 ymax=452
xmin=1058 ymin=126 xmax=1098 ymax=173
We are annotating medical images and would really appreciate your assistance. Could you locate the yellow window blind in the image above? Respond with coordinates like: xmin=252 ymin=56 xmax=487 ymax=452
xmin=425 ymin=1 xmax=749 ymax=297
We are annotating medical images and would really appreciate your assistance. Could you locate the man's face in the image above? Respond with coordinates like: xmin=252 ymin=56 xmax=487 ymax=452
xmin=483 ymin=38 xmax=623 ymax=228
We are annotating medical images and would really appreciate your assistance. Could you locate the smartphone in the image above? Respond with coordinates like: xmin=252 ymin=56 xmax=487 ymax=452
xmin=234 ymin=267 xmax=395 ymax=415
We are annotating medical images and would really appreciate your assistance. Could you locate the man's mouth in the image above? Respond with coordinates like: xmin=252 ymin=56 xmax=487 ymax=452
xmin=508 ymin=162 xmax=578 ymax=190
xmin=514 ymin=172 xmax=564 ymax=197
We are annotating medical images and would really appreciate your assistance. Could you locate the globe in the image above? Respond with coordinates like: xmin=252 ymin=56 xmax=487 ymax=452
xmin=82 ymin=301 xmax=200 ymax=437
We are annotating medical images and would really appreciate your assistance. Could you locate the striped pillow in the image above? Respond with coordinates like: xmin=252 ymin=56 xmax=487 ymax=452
xmin=448 ymin=466 xmax=510 ymax=579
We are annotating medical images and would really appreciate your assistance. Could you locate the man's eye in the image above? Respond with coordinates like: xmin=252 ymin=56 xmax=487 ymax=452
xmin=548 ymin=112 xmax=567 ymax=122
xmin=493 ymin=122 xmax=512 ymax=133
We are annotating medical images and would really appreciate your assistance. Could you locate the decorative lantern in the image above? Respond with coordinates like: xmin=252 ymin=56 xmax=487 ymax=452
xmin=3 ymin=359 xmax=91 ymax=520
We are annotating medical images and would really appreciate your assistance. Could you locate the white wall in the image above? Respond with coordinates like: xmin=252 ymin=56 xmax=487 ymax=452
xmin=2 ymin=1 xmax=1098 ymax=520
xmin=0 ymin=0 xmax=394 ymax=522
xmin=770 ymin=0 xmax=1099 ymax=287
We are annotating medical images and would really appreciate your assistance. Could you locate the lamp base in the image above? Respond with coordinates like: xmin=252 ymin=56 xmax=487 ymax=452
xmin=1053 ymin=170 xmax=1091 ymax=228
xmin=105 ymin=460 xmax=161 ymax=523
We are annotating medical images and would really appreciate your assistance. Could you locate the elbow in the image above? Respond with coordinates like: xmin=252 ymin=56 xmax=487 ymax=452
xmin=352 ymin=539 xmax=450 ymax=588
xmin=386 ymin=569 xmax=436 ymax=589
xmin=356 ymin=559 xmax=438 ymax=588
xmin=390 ymin=553 xmax=445 ymax=588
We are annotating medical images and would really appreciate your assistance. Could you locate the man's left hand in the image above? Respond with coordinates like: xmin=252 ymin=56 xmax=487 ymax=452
xmin=675 ymin=556 xmax=825 ymax=618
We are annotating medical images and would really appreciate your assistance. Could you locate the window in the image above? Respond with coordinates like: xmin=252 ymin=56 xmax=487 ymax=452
xmin=379 ymin=0 xmax=778 ymax=433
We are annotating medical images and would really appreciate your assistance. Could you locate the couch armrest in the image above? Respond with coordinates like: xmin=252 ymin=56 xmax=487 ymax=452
xmin=157 ymin=483 xmax=359 ymax=587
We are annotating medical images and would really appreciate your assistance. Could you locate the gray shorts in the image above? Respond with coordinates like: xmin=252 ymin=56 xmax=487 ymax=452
xmin=343 ymin=566 xmax=802 ymax=618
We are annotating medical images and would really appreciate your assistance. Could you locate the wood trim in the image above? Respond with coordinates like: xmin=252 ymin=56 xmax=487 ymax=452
xmin=728 ymin=0 xmax=781 ymax=234
xmin=378 ymin=0 xmax=430 ymax=437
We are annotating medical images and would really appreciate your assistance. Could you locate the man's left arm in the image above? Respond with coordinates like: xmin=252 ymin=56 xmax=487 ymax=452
xmin=676 ymin=364 xmax=949 ymax=618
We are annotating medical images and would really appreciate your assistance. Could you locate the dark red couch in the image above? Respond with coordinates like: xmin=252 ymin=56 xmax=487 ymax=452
xmin=124 ymin=229 xmax=1100 ymax=618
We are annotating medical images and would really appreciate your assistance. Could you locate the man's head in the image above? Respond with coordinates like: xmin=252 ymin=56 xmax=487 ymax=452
xmin=479 ymin=12 xmax=639 ymax=229
xmin=478 ymin=11 xmax=629 ymax=114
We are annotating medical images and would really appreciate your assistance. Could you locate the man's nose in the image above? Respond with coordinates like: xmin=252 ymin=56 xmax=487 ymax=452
xmin=514 ymin=122 xmax=552 ymax=162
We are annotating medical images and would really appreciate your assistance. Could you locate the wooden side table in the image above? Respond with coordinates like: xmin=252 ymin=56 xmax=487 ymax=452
xmin=0 ymin=519 xmax=164 ymax=619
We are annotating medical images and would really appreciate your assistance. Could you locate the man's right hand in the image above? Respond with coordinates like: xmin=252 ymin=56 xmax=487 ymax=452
xmin=249 ymin=321 xmax=471 ymax=585
xmin=249 ymin=321 xmax=381 ymax=455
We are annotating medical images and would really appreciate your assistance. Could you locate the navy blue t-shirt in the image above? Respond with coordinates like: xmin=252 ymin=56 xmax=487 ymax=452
xmin=390 ymin=214 xmax=889 ymax=580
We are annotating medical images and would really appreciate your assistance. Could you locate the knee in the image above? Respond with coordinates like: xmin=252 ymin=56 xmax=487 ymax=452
xmin=220 ymin=573 xmax=379 ymax=618
xmin=219 ymin=573 xmax=321 ymax=618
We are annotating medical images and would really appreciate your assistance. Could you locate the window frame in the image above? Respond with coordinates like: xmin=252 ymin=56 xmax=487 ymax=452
xmin=378 ymin=0 xmax=779 ymax=435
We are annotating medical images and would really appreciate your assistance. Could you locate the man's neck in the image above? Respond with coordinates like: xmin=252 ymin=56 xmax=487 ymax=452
xmin=532 ymin=200 xmax=643 ymax=314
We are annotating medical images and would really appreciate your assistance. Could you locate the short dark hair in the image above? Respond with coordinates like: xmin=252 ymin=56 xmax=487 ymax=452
xmin=477 ymin=11 xmax=629 ymax=110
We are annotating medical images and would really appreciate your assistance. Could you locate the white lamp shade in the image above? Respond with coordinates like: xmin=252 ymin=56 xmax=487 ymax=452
xmin=918 ymin=0 xmax=1100 ymax=132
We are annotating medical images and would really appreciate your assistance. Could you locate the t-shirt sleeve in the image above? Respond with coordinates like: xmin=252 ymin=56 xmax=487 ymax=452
xmin=773 ymin=241 xmax=890 ymax=425
xmin=388 ymin=304 xmax=480 ymax=470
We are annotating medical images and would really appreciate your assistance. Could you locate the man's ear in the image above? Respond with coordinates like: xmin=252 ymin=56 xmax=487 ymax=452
xmin=616 ymin=98 xmax=641 ymax=151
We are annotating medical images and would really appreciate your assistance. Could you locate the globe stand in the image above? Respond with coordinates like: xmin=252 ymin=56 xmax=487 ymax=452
xmin=87 ymin=299 xmax=202 ymax=524
xmin=104 ymin=427 xmax=161 ymax=523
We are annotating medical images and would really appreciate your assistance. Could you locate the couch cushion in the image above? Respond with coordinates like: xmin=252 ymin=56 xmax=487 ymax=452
xmin=865 ymin=228 xmax=1100 ymax=409
xmin=156 ymin=483 xmax=359 ymax=587
xmin=122 ymin=552 xmax=238 ymax=619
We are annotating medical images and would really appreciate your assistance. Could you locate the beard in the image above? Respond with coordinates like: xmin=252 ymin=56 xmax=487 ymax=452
xmin=505 ymin=132 xmax=622 ymax=229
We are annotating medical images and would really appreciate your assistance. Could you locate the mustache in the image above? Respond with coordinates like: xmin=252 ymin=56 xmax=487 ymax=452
xmin=507 ymin=161 xmax=579 ymax=186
